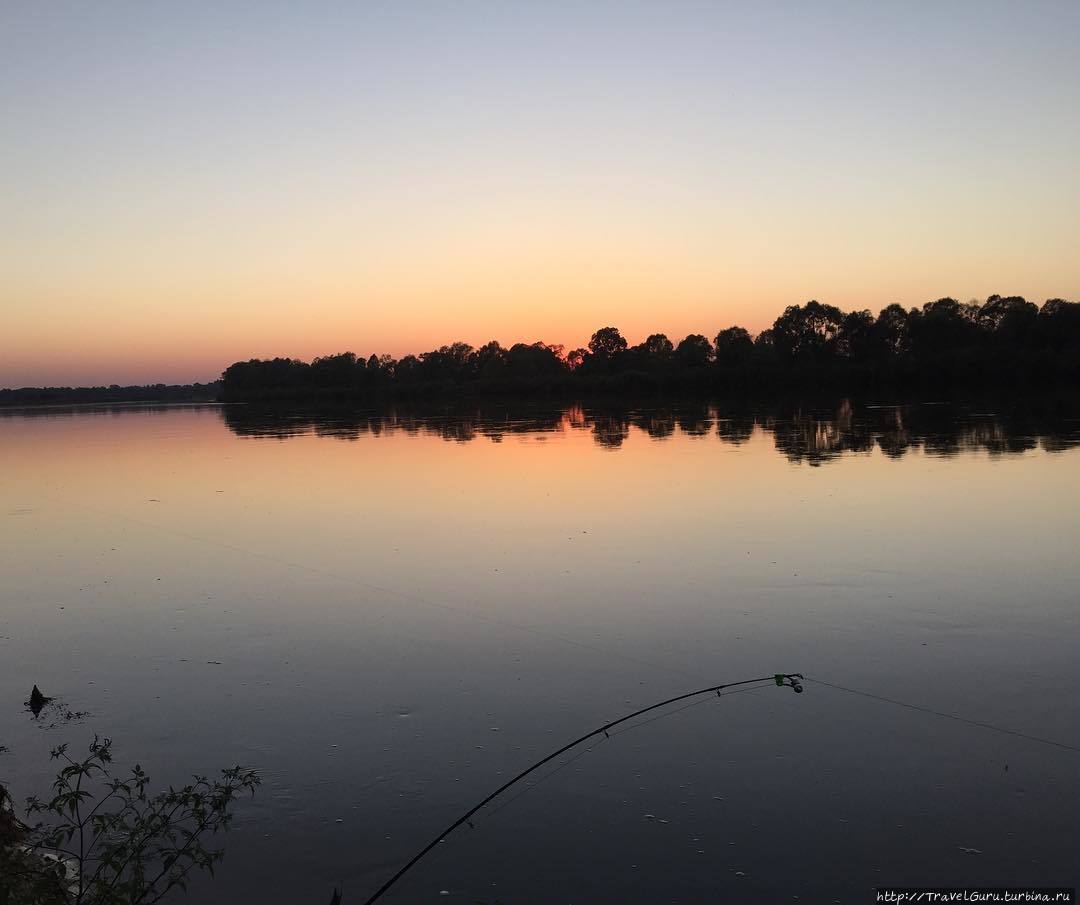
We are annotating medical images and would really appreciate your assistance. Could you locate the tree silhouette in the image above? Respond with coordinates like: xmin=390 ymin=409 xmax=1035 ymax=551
xmin=588 ymin=327 xmax=628 ymax=359
xmin=772 ymin=300 xmax=845 ymax=362
xmin=207 ymin=294 xmax=1080 ymax=404
xmin=874 ymin=304 xmax=911 ymax=358
xmin=565 ymin=348 xmax=587 ymax=371
xmin=837 ymin=310 xmax=876 ymax=361
xmin=675 ymin=334 xmax=712 ymax=367
xmin=714 ymin=327 xmax=754 ymax=367
xmin=471 ymin=340 xmax=508 ymax=378
xmin=505 ymin=342 xmax=564 ymax=378
xmin=642 ymin=333 xmax=674 ymax=356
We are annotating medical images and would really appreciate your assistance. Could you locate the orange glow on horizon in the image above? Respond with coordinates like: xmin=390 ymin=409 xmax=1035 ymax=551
xmin=4 ymin=4 xmax=1079 ymax=387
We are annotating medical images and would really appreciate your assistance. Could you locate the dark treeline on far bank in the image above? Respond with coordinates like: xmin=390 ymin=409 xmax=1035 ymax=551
xmin=0 ymin=382 xmax=221 ymax=408
xmin=222 ymin=296 xmax=1080 ymax=402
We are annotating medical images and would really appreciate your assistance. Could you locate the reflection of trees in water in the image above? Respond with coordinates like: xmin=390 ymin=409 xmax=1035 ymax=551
xmin=312 ymin=413 xmax=387 ymax=441
xmin=677 ymin=406 xmax=712 ymax=437
xmin=220 ymin=400 xmax=1080 ymax=463
xmin=876 ymin=407 xmax=911 ymax=459
xmin=768 ymin=401 xmax=1068 ymax=464
xmin=716 ymin=416 xmax=755 ymax=445
xmin=641 ymin=411 xmax=675 ymax=439
xmin=590 ymin=413 xmax=631 ymax=449
xmin=954 ymin=423 xmax=1037 ymax=457
xmin=222 ymin=406 xmax=572 ymax=445
xmin=0 ymin=402 xmax=221 ymax=422
xmin=1042 ymin=435 xmax=1079 ymax=453
xmin=770 ymin=400 xmax=874 ymax=466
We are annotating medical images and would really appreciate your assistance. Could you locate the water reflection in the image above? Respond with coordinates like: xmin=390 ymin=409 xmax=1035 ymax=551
xmin=219 ymin=399 xmax=1080 ymax=465
xmin=0 ymin=402 xmax=216 ymax=421
xmin=3 ymin=398 xmax=1079 ymax=904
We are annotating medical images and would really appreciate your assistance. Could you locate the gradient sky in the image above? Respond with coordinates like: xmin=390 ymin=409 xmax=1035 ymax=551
xmin=3 ymin=0 xmax=1079 ymax=387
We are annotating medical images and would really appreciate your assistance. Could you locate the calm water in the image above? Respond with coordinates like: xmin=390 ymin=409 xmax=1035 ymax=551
xmin=2 ymin=400 xmax=1079 ymax=903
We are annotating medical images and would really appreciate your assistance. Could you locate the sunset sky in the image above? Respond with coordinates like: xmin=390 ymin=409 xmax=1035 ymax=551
xmin=3 ymin=1 xmax=1079 ymax=387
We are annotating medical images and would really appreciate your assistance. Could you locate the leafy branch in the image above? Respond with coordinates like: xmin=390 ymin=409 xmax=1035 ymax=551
xmin=3 ymin=736 xmax=259 ymax=905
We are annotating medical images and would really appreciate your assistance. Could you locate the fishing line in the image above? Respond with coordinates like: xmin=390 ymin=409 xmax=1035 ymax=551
xmin=483 ymin=734 xmax=608 ymax=823
xmin=38 ymin=492 xmax=1080 ymax=888
xmin=805 ymin=677 xmax=1080 ymax=754
xmin=359 ymin=673 xmax=803 ymax=905
xmin=361 ymin=674 xmax=1080 ymax=905
xmin=39 ymin=490 xmax=1080 ymax=761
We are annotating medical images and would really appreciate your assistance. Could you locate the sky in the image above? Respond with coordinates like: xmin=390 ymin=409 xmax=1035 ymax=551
xmin=2 ymin=0 xmax=1079 ymax=387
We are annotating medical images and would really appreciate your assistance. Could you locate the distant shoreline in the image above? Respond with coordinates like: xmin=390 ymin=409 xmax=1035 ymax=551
xmin=0 ymin=383 xmax=222 ymax=408
xmin=0 ymin=400 xmax=224 ymax=414
xmin=5 ymin=295 xmax=1079 ymax=408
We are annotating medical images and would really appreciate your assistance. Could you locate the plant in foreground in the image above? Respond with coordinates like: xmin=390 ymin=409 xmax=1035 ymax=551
xmin=1 ymin=736 xmax=259 ymax=905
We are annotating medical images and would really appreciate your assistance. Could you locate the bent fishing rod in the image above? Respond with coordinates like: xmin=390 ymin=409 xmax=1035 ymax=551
xmin=361 ymin=671 xmax=804 ymax=905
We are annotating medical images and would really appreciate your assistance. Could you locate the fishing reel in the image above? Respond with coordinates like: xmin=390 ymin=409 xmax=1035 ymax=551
xmin=775 ymin=673 xmax=804 ymax=693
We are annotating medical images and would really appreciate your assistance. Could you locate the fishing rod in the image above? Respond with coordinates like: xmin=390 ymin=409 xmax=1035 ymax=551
xmin=361 ymin=672 xmax=804 ymax=905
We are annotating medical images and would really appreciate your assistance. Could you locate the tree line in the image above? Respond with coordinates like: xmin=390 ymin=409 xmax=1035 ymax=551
xmin=0 ymin=382 xmax=222 ymax=407
xmin=216 ymin=294 xmax=1078 ymax=401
